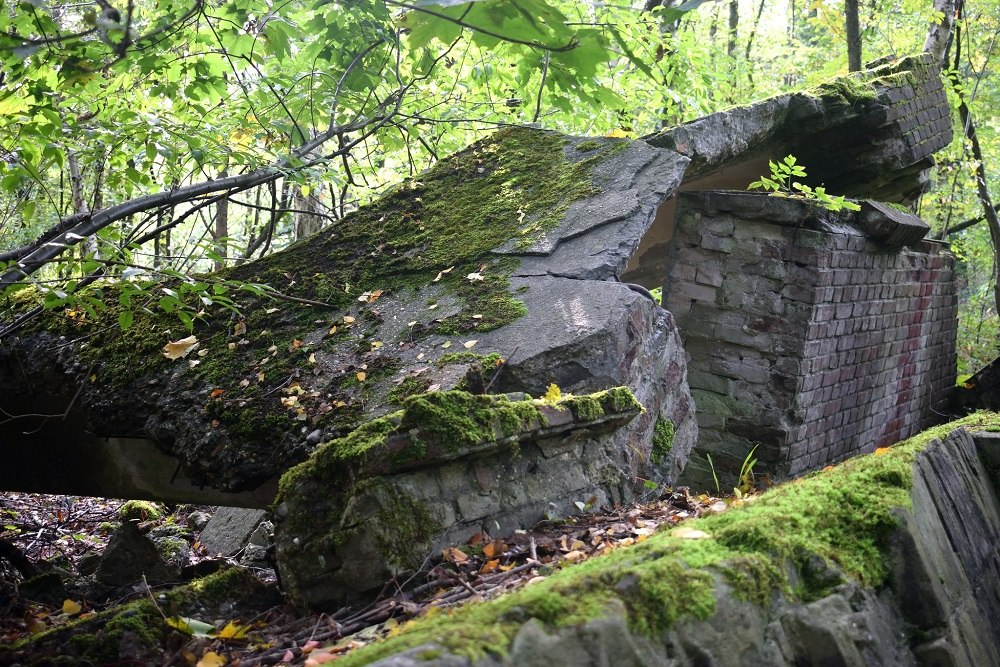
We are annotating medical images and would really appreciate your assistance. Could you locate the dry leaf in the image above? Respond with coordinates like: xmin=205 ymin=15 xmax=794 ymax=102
xmin=479 ymin=559 xmax=500 ymax=574
xmin=210 ymin=388 xmax=224 ymax=398
xmin=466 ymin=272 xmax=484 ymax=281
xmin=433 ymin=266 xmax=454 ymax=282
xmin=441 ymin=341 xmax=452 ymax=349
xmin=356 ymin=372 xmax=366 ymax=382
xmin=463 ymin=340 xmax=478 ymax=349
xmin=233 ymin=321 xmax=247 ymax=336
xmin=62 ymin=599 xmax=82 ymax=615
xmin=265 ymin=307 xmax=280 ymax=314
xmin=343 ymin=315 xmax=355 ymax=324
xmin=563 ymin=549 xmax=586 ymax=562
xmin=197 ymin=651 xmax=226 ymax=667
xmin=874 ymin=447 xmax=891 ymax=456
xmin=442 ymin=547 xmax=468 ymax=563
xmin=162 ymin=335 xmax=199 ymax=360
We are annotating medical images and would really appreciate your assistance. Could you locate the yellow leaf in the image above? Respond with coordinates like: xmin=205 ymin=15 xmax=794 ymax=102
xmin=371 ymin=341 xmax=383 ymax=350
xmin=62 ymin=599 xmax=82 ymax=615
xmin=233 ymin=321 xmax=247 ymax=336
xmin=343 ymin=315 xmax=355 ymax=324
xmin=606 ymin=128 xmax=629 ymax=138
xmin=356 ymin=372 xmax=366 ymax=382
xmin=874 ymin=447 xmax=891 ymax=456
xmin=197 ymin=651 xmax=227 ymax=667
xmin=542 ymin=383 xmax=561 ymax=402
xmin=162 ymin=335 xmax=200 ymax=360
xmin=441 ymin=341 xmax=452 ymax=349
xmin=217 ymin=621 xmax=248 ymax=639
xmin=463 ymin=340 xmax=478 ymax=349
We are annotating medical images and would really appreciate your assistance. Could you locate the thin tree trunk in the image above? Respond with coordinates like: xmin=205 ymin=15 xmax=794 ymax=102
xmin=845 ymin=0 xmax=862 ymax=71
xmin=924 ymin=0 xmax=956 ymax=62
xmin=947 ymin=0 xmax=1000 ymax=316
xmin=213 ymin=170 xmax=229 ymax=271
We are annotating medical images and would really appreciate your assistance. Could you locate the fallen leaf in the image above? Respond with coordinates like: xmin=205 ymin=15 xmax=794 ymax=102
xmin=433 ymin=266 xmax=454 ymax=282
xmin=466 ymin=272 xmax=484 ymax=281
xmin=356 ymin=372 xmax=366 ymax=382
xmin=62 ymin=599 xmax=82 ymax=615
xmin=371 ymin=340 xmax=383 ymax=350
xmin=874 ymin=447 xmax=891 ymax=456
xmin=480 ymin=559 xmax=500 ymax=574
xmin=217 ymin=620 xmax=248 ymax=639
xmin=343 ymin=316 xmax=355 ymax=324
xmin=162 ymin=335 xmax=199 ymax=360
xmin=166 ymin=616 xmax=215 ymax=637
xmin=442 ymin=547 xmax=468 ymax=563
xmin=441 ymin=341 xmax=452 ymax=349
xmin=197 ymin=651 xmax=226 ymax=667
xmin=563 ymin=549 xmax=586 ymax=562
xmin=472 ymin=314 xmax=483 ymax=319
xmin=463 ymin=340 xmax=478 ymax=349
xmin=265 ymin=307 xmax=280 ymax=314
xmin=308 ymin=353 xmax=316 ymax=363
xmin=233 ymin=321 xmax=247 ymax=336
xmin=210 ymin=388 xmax=224 ymax=398
xmin=428 ymin=303 xmax=439 ymax=310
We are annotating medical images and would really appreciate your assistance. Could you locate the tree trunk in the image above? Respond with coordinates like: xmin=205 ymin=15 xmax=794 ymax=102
xmin=213 ymin=170 xmax=229 ymax=272
xmin=845 ymin=0 xmax=862 ymax=71
xmin=924 ymin=0 xmax=956 ymax=62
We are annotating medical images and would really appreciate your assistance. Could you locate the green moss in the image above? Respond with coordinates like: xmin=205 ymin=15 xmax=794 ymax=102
xmin=332 ymin=413 xmax=1000 ymax=665
xmin=118 ymin=500 xmax=163 ymax=521
xmin=400 ymin=391 xmax=542 ymax=454
xmin=651 ymin=418 xmax=675 ymax=465
xmin=575 ymin=140 xmax=602 ymax=152
xmin=372 ymin=482 xmax=442 ymax=570
xmin=387 ymin=376 xmax=433 ymax=406
xmin=813 ymin=74 xmax=877 ymax=105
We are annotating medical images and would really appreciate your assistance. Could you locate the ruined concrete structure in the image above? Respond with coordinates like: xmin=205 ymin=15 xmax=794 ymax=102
xmin=0 ymin=53 xmax=960 ymax=608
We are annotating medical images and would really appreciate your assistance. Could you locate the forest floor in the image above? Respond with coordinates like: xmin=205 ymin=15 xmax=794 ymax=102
xmin=0 ymin=486 xmax=740 ymax=666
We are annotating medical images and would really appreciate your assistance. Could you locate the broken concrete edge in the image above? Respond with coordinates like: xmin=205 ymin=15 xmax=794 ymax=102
xmin=646 ymin=52 xmax=938 ymax=176
xmin=274 ymin=387 xmax=643 ymax=504
xmin=329 ymin=411 xmax=1000 ymax=667
xmin=678 ymin=190 xmax=932 ymax=248
xmin=3 ymin=567 xmax=278 ymax=663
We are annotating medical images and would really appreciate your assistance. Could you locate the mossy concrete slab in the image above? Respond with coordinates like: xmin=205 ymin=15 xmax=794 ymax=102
xmin=333 ymin=414 xmax=1000 ymax=666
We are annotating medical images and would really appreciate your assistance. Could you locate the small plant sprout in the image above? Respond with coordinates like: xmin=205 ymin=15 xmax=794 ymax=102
xmin=748 ymin=155 xmax=861 ymax=212
xmin=734 ymin=444 xmax=759 ymax=499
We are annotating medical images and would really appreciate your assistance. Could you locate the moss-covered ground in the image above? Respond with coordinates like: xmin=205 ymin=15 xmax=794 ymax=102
xmin=330 ymin=412 xmax=1000 ymax=666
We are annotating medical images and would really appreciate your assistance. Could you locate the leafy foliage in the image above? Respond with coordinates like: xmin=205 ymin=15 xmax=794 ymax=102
xmin=748 ymin=155 xmax=861 ymax=212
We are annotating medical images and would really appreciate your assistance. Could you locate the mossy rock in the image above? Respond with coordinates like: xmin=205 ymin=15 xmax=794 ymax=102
xmin=329 ymin=412 xmax=1000 ymax=666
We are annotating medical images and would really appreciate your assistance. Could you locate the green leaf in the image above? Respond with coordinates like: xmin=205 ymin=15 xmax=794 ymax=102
xmin=118 ymin=310 xmax=134 ymax=331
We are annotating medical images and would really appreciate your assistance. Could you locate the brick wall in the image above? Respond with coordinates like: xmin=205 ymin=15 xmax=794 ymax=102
xmin=666 ymin=191 xmax=956 ymax=484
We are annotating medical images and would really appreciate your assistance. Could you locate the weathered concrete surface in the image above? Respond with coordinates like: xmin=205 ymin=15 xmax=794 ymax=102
xmin=345 ymin=420 xmax=1000 ymax=667
xmin=0 ymin=130 xmax=695 ymax=507
xmin=274 ymin=388 xmax=645 ymax=608
xmin=199 ymin=507 xmax=268 ymax=557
